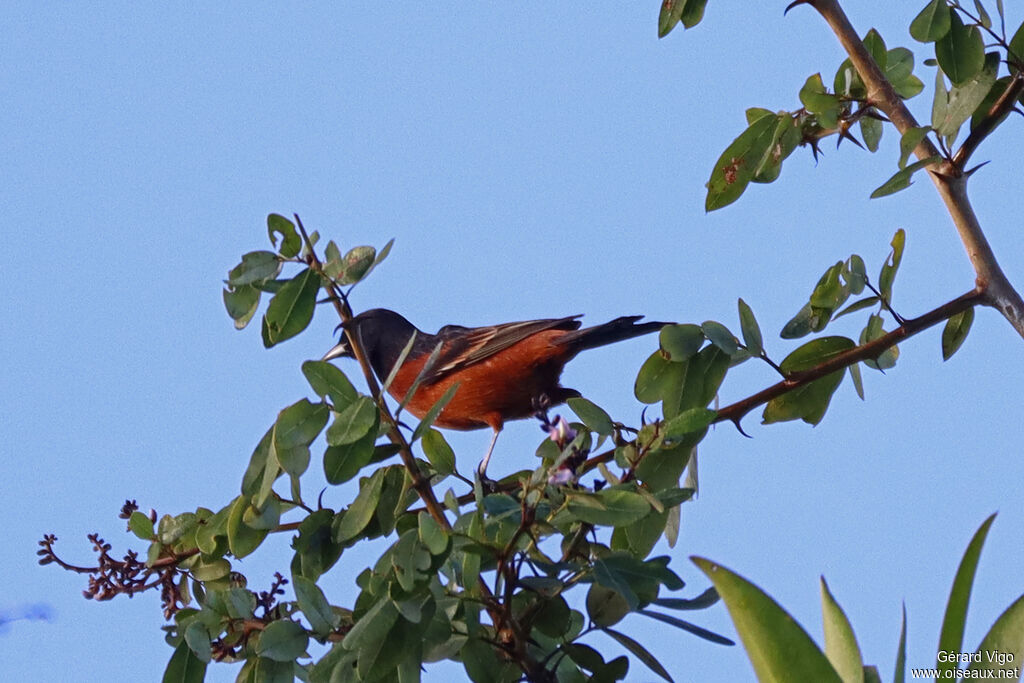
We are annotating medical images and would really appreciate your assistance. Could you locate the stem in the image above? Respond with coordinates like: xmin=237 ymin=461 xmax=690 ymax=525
xmin=714 ymin=288 xmax=984 ymax=425
xmin=803 ymin=0 xmax=1024 ymax=338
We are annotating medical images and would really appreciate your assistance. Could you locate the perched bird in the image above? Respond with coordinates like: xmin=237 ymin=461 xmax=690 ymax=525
xmin=323 ymin=308 xmax=666 ymax=478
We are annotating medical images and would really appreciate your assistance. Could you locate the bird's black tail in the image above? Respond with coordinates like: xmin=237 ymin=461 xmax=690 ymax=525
xmin=559 ymin=316 xmax=667 ymax=355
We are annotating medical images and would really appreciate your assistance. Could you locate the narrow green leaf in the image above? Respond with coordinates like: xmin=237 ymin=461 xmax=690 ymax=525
xmin=657 ymin=0 xmax=686 ymax=38
xmin=941 ymin=308 xmax=975 ymax=360
xmin=932 ymin=67 xmax=950 ymax=132
xmin=334 ymin=469 xmax=386 ymax=542
xmin=821 ymin=577 xmax=864 ymax=683
xmin=862 ymin=29 xmax=888 ymax=70
xmin=604 ymin=628 xmax=674 ymax=682
xmin=834 ymin=297 xmax=879 ymax=320
xmin=936 ymin=12 xmax=985 ymax=85
xmin=262 ymin=267 xmax=319 ymax=348
xmin=692 ymin=557 xmax=841 ymax=680
xmin=973 ymin=0 xmax=992 ymax=29
xmin=849 ymin=362 xmax=865 ymax=400
xmin=737 ymin=299 xmax=763 ymax=357
xmin=965 ymin=593 xmax=1024 ymax=677
xmin=567 ymin=490 xmax=650 ymax=528
xmin=637 ymin=610 xmax=735 ymax=646
xmin=411 ymin=383 xmax=460 ymax=441
xmin=680 ymin=0 xmax=708 ymax=29
xmin=567 ymin=397 xmax=614 ymax=436
xmin=870 ymin=156 xmax=941 ymax=198
xmin=910 ymin=0 xmax=951 ymax=42
xmin=936 ymin=513 xmax=998 ymax=678
xmin=878 ymin=229 xmax=906 ymax=303
xmin=894 ymin=603 xmax=907 ymax=683
xmin=662 ymin=408 xmax=716 ymax=440
xmin=654 ymin=587 xmax=720 ymax=611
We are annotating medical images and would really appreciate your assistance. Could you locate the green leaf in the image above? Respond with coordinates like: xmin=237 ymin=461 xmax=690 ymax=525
xmin=183 ymin=621 xmax=212 ymax=663
xmin=129 ymin=511 xmax=155 ymax=540
xmin=680 ymin=0 xmax=708 ymax=29
xmin=257 ymin=620 xmax=309 ymax=662
xmin=898 ymin=126 xmax=931 ymax=169
xmin=657 ymin=0 xmax=686 ymax=38
xmin=935 ymin=12 xmax=985 ymax=85
xmin=326 ymin=396 xmax=377 ymax=446
xmin=878 ymin=229 xmax=906 ymax=303
xmin=604 ymin=627 xmax=674 ymax=682
xmin=910 ymin=0 xmax=951 ymax=42
xmin=834 ymin=296 xmax=879 ymax=320
xmin=809 ymin=262 xmax=847 ymax=312
xmin=780 ymin=336 xmax=856 ymax=373
xmin=226 ymin=495 xmax=268 ymax=559
xmin=293 ymin=575 xmax=340 ymax=637
xmin=936 ymin=513 xmax=998 ymax=678
xmin=800 ymin=74 xmax=842 ymax=129
xmin=567 ymin=489 xmax=650 ymax=528
xmin=860 ymin=116 xmax=882 ymax=153
xmin=860 ymin=314 xmax=899 ymax=371
xmin=705 ymin=113 xmax=780 ymax=211
xmin=965 ymin=593 xmax=1024 ymax=677
xmin=693 ymin=557 xmax=841 ymax=681
xmin=941 ymin=308 xmax=974 ymax=360
xmin=222 ymin=285 xmax=260 ymax=330
xmin=418 ymin=511 xmax=449 ymax=555
xmin=274 ymin=399 xmax=329 ymax=451
xmin=662 ymin=408 xmax=716 ymax=440
xmin=323 ymin=429 xmax=376 ymax=485
xmin=886 ymin=48 xmax=924 ymax=99
xmin=267 ymin=214 xmax=301 ymax=258
xmin=701 ymin=321 xmax=738 ymax=356
xmin=763 ymin=369 xmax=848 ymax=426
xmin=262 ymin=267 xmax=319 ymax=348
xmin=821 ymin=577 xmax=864 ymax=683
xmin=302 ymin=361 xmax=357 ymax=410
xmin=337 ymin=246 xmax=376 ymax=285
xmin=659 ymin=324 xmax=704 ymax=361
xmin=1010 ymin=19 xmax=1024 ymax=63
xmin=934 ymin=52 xmax=999 ymax=139
xmin=568 ymin=397 xmax=614 ymax=436
xmin=894 ymin=603 xmax=907 ymax=683
xmin=228 ymin=251 xmax=281 ymax=287
xmin=973 ymin=0 xmax=992 ymax=29
xmin=654 ymin=587 xmax=720 ymax=611
xmin=932 ymin=66 xmax=950 ymax=133
xmin=411 ymin=383 xmax=460 ymax=441
xmin=334 ymin=469 xmax=386 ymax=542
xmin=849 ymin=362 xmax=865 ymax=400
xmin=870 ymin=156 xmax=941 ymax=198
xmin=862 ymin=29 xmax=888 ymax=70
xmin=635 ymin=351 xmax=686 ymax=404
xmin=162 ymin=639 xmax=208 ymax=683
xmin=737 ymin=299 xmax=763 ymax=358
xmin=421 ymin=428 xmax=455 ymax=475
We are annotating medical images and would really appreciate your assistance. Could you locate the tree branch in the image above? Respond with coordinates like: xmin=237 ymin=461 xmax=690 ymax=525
xmin=714 ymin=288 xmax=984 ymax=425
xmin=802 ymin=0 xmax=1024 ymax=338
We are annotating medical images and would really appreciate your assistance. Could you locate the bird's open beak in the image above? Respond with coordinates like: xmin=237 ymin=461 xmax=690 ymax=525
xmin=321 ymin=340 xmax=351 ymax=362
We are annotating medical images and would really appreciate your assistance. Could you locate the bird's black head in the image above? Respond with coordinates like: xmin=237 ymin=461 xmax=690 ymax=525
xmin=322 ymin=308 xmax=419 ymax=380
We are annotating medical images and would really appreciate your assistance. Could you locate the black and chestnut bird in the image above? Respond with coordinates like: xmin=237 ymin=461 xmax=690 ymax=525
xmin=322 ymin=308 xmax=666 ymax=477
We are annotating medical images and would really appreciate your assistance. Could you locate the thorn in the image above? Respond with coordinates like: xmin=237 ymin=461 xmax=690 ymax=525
xmin=784 ymin=0 xmax=814 ymax=15
xmin=836 ymin=125 xmax=865 ymax=150
xmin=732 ymin=418 xmax=753 ymax=438
xmin=964 ymin=160 xmax=991 ymax=177
xmin=317 ymin=488 xmax=327 ymax=510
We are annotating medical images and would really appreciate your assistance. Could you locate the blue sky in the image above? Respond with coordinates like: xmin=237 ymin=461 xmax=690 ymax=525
xmin=4 ymin=2 xmax=1024 ymax=681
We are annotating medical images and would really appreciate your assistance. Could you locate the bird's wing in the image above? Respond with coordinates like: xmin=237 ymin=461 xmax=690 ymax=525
xmin=419 ymin=316 xmax=583 ymax=384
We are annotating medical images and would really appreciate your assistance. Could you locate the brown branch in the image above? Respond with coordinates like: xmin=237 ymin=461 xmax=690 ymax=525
xmin=714 ymin=288 xmax=984 ymax=424
xmin=953 ymin=71 xmax=1024 ymax=169
xmin=802 ymin=0 xmax=1024 ymax=339
xmin=293 ymin=215 xmax=453 ymax=533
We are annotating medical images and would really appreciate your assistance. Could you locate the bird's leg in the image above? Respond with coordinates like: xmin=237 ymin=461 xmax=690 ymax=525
xmin=476 ymin=426 xmax=502 ymax=491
